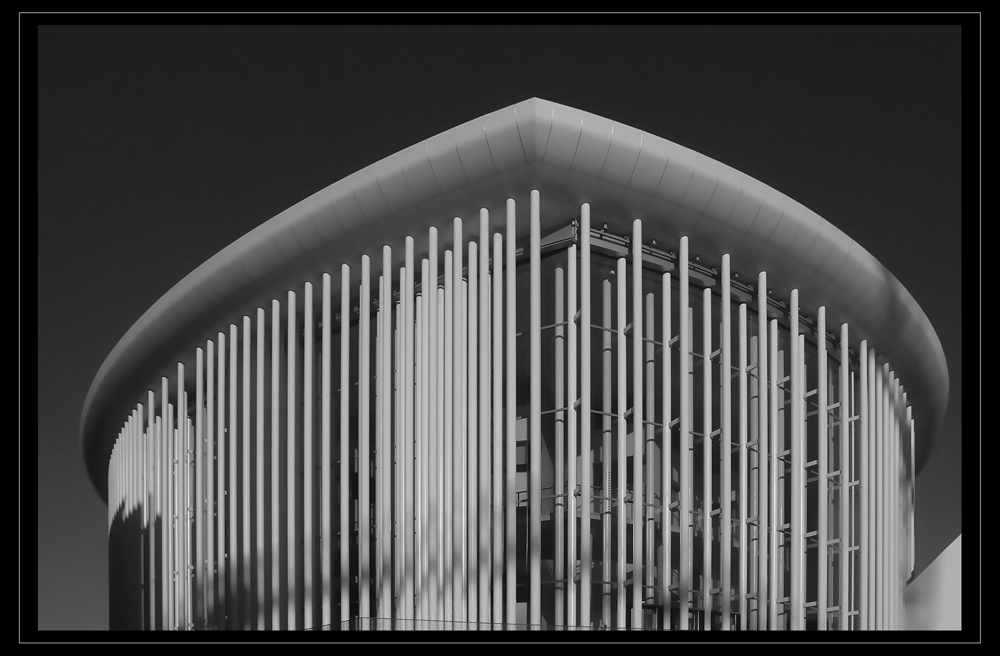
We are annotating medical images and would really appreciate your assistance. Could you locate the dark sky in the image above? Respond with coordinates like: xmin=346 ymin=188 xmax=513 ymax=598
xmin=35 ymin=24 xmax=965 ymax=631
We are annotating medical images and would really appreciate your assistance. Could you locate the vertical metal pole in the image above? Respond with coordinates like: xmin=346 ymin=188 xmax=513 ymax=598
xmin=254 ymin=309 xmax=265 ymax=629
xmin=529 ymin=190 xmax=542 ymax=630
xmin=737 ymin=303 xmax=747 ymax=630
xmin=359 ymin=257 xmax=371 ymax=629
xmin=242 ymin=316 xmax=252 ymax=629
xmin=858 ymin=341 xmax=868 ymax=630
xmin=270 ymin=300 xmax=281 ymax=630
xmin=662 ymin=273 xmax=673 ymax=630
xmin=453 ymin=219 xmax=465 ymax=630
xmin=429 ymin=230 xmax=439 ymax=631
xmin=466 ymin=245 xmax=478 ymax=631
xmin=768 ymin=319 xmax=778 ymax=630
xmin=839 ymin=324 xmax=850 ymax=630
xmin=420 ymin=258 xmax=431 ymax=627
xmin=702 ymin=286 xmax=712 ymax=630
xmin=756 ymin=274 xmax=768 ymax=631
xmin=632 ymin=220 xmax=644 ymax=630
xmin=555 ymin=265 xmax=565 ymax=629
xmin=580 ymin=204 xmax=592 ymax=630
xmin=286 ymin=293 xmax=298 ymax=630
xmin=720 ymin=256 xmax=732 ymax=631
xmin=460 ymin=278 xmax=469 ymax=628
xmin=679 ymin=237 xmax=691 ymax=630
xmin=321 ymin=274 xmax=332 ymax=630
xmin=505 ymin=202 xmax=517 ymax=631
xmin=179 ymin=363 xmax=187 ymax=630
xmin=602 ymin=279 xmax=612 ymax=629
xmin=444 ymin=251 xmax=454 ymax=629
xmin=227 ymin=325 xmax=238 ymax=630
xmin=339 ymin=267 xmax=350 ymax=629
xmin=790 ymin=291 xmax=803 ymax=630
xmin=149 ymin=387 xmax=158 ymax=630
xmin=215 ymin=336 xmax=225 ymax=630
xmin=908 ymin=411 xmax=915 ymax=581
xmin=616 ymin=257 xmax=627 ymax=630
xmin=382 ymin=246 xmax=395 ymax=629
xmin=195 ymin=349 xmax=204 ymax=630
xmin=644 ymin=291 xmax=655 ymax=623
xmin=405 ymin=236 xmax=416 ymax=628
xmin=479 ymin=212 xmax=491 ymax=630
xmin=395 ymin=296 xmax=403 ymax=630
xmin=817 ymin=308 xmax=828 ymax=630
xmin=304 ymin=284 xmax=314 ymax=629
xmin=567 ymin=244 xmax=578 ymax=630
xmin=376 ymin=297 xmax=384 ymax=630
xmin=437 ymin=286 xmax=446 ymax=630
xmin=493 ymin=231 xmax=504 ymax=629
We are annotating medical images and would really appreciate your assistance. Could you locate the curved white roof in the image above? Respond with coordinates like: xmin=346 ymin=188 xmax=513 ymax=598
xmin=81 ymin=98 xmax=949 ymax=499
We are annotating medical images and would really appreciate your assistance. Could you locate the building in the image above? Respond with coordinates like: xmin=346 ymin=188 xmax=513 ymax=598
xmin=82 ymin=98 xmax=949 ymax=631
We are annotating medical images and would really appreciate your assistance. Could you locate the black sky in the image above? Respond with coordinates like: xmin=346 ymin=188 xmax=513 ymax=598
xmin=35 ymin=23 xmax=966 ymax=631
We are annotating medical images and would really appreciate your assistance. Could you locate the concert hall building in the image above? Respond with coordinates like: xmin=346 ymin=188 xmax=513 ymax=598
xmin=82 ymin=98 xmax=948 ymax=631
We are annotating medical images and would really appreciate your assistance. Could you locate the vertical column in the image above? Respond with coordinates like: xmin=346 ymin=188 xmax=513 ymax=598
xmin=437 ymin=286 xmax=447 ymax=628
xmin=359 ymin=257 xmax=371 ymax=629
xmin=178 ymin=363 xmax=187 ymax=630
xmin=405 ymin=236 xmax=416 ymax=628
xmin=453 ymin=218 xmax=466 ymax=629
xmin=720 ymin=256 xmax=732 ymax=631
xmin=616 ymin=257 xmax=627 ymax=630
xmin=420 ymin=258 xmax=430 ymax=627
xmin=287 ymin=292 xmax=298 ymax=630
xmin=195 ymin=348 xmax=204 ymax=630
xmin=304 ymin=283 xmax=315 ymax=629
xmin=817 ymin=309 xmax=828 ymax=630
xmin=215 ymin=337 xmax=226 ymax=629
xmin=756 ymin=274 xmax=768 ymax=631
xmin=466 ymin=245 xmax=478 ymax=630
xmin=580 ymin=204 xmax=593 ymax=630
xmin=908 ymin=410 xmax=915 ymax=581
xmin=460 ymin=278 xmax=469 ymax=628
xmin=768 ymin=319 xmax=778 ymax=630
xmin=395 ymin=295 xmax=404 ymax=629
xmin=644 ymin=292 xmax=655 ymax=623
xmin=839 ymin=324 xmax=850 ymax=630
xmin=429 ymin=230 xmax=440 ymax=631
xmin=567 ymin=244 xmax=578 ymax=630
xmin=270 ymin=301 xmax=282 ymax=630
xmin=702 ymin=286 xmax=712 ymax=630
xmin=478 ymin=212 xmax=491 ymax=630
xmin=505 ymin=202 xmax=517 ymax=631
xmin=492 ymin=231 xmax=504 ymax=628
xmin=149 ymin=388 xmax=159 ymax=630
xmin=632 ymin=220 xmax=644 ymax=630
xmin=339 ymin=267 xmax=351 ymax=628
xmin=321 ymin=274 xmax=332 ymax=631
xmin=444 ymin=252 xmax=454 ymax=628
xmin=678 ymin=237 xmax=691 ymax=630
xmin=602 ymin=278 xmax=612 ymax=629
xmin=382 ymin=247 xmax=394 ymax=629
xmin=529 ymin=190 xmax=542 ymax=630
xmin=242 ymin=316 xmax=252 ymax=629
xmin=662 ymin=273 xmax=673 ymax=630
xmin=857 ymin=342 xmax=869 ymax=630
xmin=789 ymin=291 xmax=803 ymax=630
xmin=737 ymin=303 xmax=748 ymax=630
xmin=555 ymin=265 xmax=565 ymax=629
xmin=255 ymin=309 xmax=266 ymax=629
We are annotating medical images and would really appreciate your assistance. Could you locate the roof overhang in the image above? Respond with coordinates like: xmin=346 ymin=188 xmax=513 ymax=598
xmin=81 ymin=98 xmax=949 ymax=501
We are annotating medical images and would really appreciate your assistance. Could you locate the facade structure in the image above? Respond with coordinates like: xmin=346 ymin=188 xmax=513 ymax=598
xmin=83 ymin=99 xmax=948 ymax=631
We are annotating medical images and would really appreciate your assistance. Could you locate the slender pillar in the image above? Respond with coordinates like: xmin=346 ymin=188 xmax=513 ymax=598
xmin=567 ymin=244 xmax=578 ymax=630
xmin=756 ymin=273 xmax=768 ymax=631
xmin=839 ymin=323 xmax=849 ymax=630
xmin=768 ymin=319 xmax=778 ymax=630
xmin=339 ymin=267 xmax=351 ymax=628
xmin=858 ymin=341 xmax=869 ymax=630
xmin=270 ymin=301 xmax=281 ymax=630
xmin=359 ymin=257 xmax=371 ymax=629
xmin=555 ymin=265 xmax=565 ymax=629
xmin=616 ymin=257 xmax=627 ymax=630
xmin=451 ymin=220 xmax=464 ymax=629
xmin=580 ymin=204 xmax=592 ymax=630
xmin=492 ymin=231 xmax=504 ymax=628
xmin=321 ymin=274 xmax=332 ymax=630
xmin=602 ymin=279 xmax=612 ymax=628
xmin=632 ymin=220 xmax=644 ymax=630
xmin=286 ymin=293 xmax=298 ymax=630
xmin=429 ymin=230 xmax=440 ymax=631
xmin=241 ymin=316 xmax=251 ymax=630
xmin=466 ymin=245 xmax=478 ymax=630
xmin=702 ymin=286 xmax=712 ymax=630
xmin=662 ymin=273 xmax=672 ymax=630
xmin=444 ymin=252 xmax=454 ymax=629
xmin=644 ymin=292 xmax=655 ymax=621
xmin=195 ymin=348 xmax=204 ymax=630
xmin=303 ymin=283 xmax=315 ymax=629
xmin=720 ymin=256 xmax=732 ymax=631
xmin=505 ymin=203 xmax=517 ymax=630
xmin=478 ymin=212 xmax=491 ymax=630
xmin=679 ymin=237 xmax=691 ymax=630
xmin=529 ymin=190 xmax=542 ymax=629
xmin=817 ymin=308 xmax=828 ymax=630
xmin=790 ymin=290 xmax=803 ymax=630
xmin=381 ymin=246 xmax=394 ymax=629
xmin=737 ymin=303 xmax=748 ymax=630
xmin=405 ymin=236 xmax=415 ymax=628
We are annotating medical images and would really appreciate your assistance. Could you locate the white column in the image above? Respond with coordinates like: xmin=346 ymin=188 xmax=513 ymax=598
xmin=478 ymin=212 xmax=491 ymax=630
xmin=444 ymin=251 xmax=454 ymax=629
xmin=256 ymin=308 xmax=266 ymax=629
xmin=492 ymin=231 xmax=504 ymax=628
xmin=321 ymin=274 xmax=332 ymax=630
xmin=195 ymin=349 xmax=204 ymax=630
xmin=720 ymin=256 xmax=732 ymax=631
xmin=662 ymin=272 xmax=673 ymax=630
xmin=555 ymin=265 xmax=565 ymax=629
xmin=632 ymin=220 xmax=644 ymax=630
xmin=215 ymin=335 xmax=226 ymax=629
xmin=339 ymin=267 xmax=351 ymax=628
xmin=452 ymin=219 xmax=465 ymax=629
xmin=737 ymin=303 xmax=748 ymax=630
xmin=857 ymin=341 xmax=869 ymax=630
xmin=643 ymin=291 xmax=655 ymax=624
xmin=768 ymin=319 xmax=778 ymax=630
xmin=567 ymin=244 xmax=578 ymax=630
xmin=678 ymin=237 xmax=691 ymax=630
xmin=839 ymin=324 xmax=850 ymax=630
xmin=359 ymin=258 xmax=371 ymax=629
xmin=616 ymin=256 xmax=627 ymax=630
xmin=817 ymin=308 xmax=828 ymax=630
xmin=702 ymin=285 xmax=712 ymax=630
xmin=529 ymin=190 xmax=541 ymax=629
xmin=428 ymin=230 xmax=440 ymax=630
xmin=756 ymin=274 xmax=768 ymax=631
xmin=405 ymin=236 xmax=416 ymax=628
xmin=303 ymin=283 xmax=314 ymax=629
xmin=466 ymin=246 xmax=478 ymax=631
xmin=504 ymin=202 xmax=517 ymax=630
xmin=579 ymin=204 xmax=592 ymax=630
xmin=242 ymin=316 xmax=251 ymax=629
xmin=270 ymin=301 xmax=282 ymax=630
xmin=790 ymin=290 xmax=803 ymax=630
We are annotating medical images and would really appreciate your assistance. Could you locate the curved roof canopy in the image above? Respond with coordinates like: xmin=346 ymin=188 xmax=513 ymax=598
xmin=81 ymin=98 xmax=949 ymax=501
